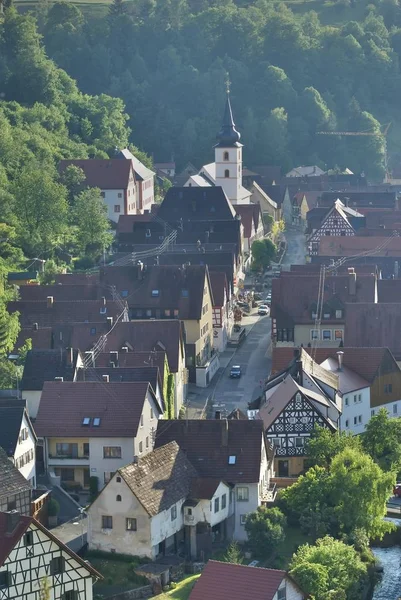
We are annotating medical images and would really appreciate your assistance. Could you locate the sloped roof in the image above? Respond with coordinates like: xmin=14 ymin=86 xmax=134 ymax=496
xmin=189 ymin=561 xmax=290 ymax=600
xmin=286 ymin=165 xmax=325 ymax=177
xmin=209 ymin=271 xmax=228 ymax=307
xmin=259 ymin=375 xmax=336 ymax=431
xmin=189 ymin=477 xmax=222 ymax=500
xmin=59 ymin=159 xmax=134 ymax=190
xmin=320 ymin=357 xmax=369 ymax=393
xmin=117 ymin=149 xmax=155 ymax=181
xmin=187 ymin=175 xmax=211 ymax=187
xmin=155 ymin=420 xmax=266 ymax=484
xmin=18 ymin=284 xmax=110 ymax=302
xmin=21 ymin=349 xmax=79 ymax=391
xmin=93 ymin=351 xmax=166 ymax=383
xmin=271 ymin=346 xmax=392 ymax=383
xmin=377 ymin=279 xmax=401 ymax=303
xmin=7 ymin=299 xmax=124 ymax=328
xmin=0 ymin=512 xmax=101 ymax=577
xmin=76 ymin=366 xmax=163 ymax=401
xmin=234 ymin=204 xmax=260 ymax=239
xmin=0 ymin=404 xmax=35 ymax=457
xmin=345 ymin=303 xmax=401 ymax=359
xmin=271 ymin=273 xmax=375 ymax=326
xmin=158 ymin=187 xmax=236 ymax=222
xmin=319 ymin=191 xmax=396 ymax=208
xmin=35 ymin=381 xmax=159 ymax=438
xmin=119 ymin=441 xmax=198 ymax=516
xmin=318 ymin=236 xmax=401 ymax=257
xmin=0 ymin=447 xmax=31 ymax=502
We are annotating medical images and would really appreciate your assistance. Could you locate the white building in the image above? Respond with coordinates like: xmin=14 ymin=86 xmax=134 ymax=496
xmin=35 ymin=381 xmax=163 ymax=491
xmin=0 ymin=510 xmax=101 ymax=600
xmin=209 ymin=271 xmax=233 ymax=353
xmin=0 ymin=400 xmax=37 ymax=488
xmin=184 ymin=94 xmax=251 ymax=205
xmin=118 ymin=149 xmax=155 ymax=212
xmin=88 ymin=441 xmax=233 ymax=560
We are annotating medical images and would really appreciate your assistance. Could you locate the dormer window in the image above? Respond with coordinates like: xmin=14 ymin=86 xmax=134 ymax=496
xmin=82 ymin=417 xmax=90 ymax=426
xmin=228 ymin=455 xmax=236 ymax=464
xmin=223 ymin=151 xmax=229 ymax=161
xmin=151 ymin=290 xmax=159 ymax=297
xmin=93 ymin=418 xmax=101 ymax=427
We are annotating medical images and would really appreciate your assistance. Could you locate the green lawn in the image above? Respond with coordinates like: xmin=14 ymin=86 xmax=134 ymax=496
xmin=155 ymin=574 xmax=201 ymax=600
xmin=265 ymin=526 xmax=310 ymax=570
xmin=87 ymin=555 xmax=148 ymax=596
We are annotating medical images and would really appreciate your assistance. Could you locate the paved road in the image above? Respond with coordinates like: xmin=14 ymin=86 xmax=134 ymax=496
xmin=281 ymin=226 xmax=306 ymax=269
xmin=207 ymin=313 xmax=272 ymax=416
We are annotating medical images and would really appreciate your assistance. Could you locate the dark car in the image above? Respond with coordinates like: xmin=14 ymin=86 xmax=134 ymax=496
xmin=230 ymin=365 xmax=242 ymax=378
xmin=394 ymin=483 xmax=401 ymax=497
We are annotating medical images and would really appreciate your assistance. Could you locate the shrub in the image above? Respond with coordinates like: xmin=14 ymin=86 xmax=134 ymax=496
xmin=48 ymin=498 xmax=60 ymax=517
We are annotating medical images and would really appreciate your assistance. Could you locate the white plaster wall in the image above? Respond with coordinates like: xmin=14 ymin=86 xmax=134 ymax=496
xmin=141 ymin=178 xmax=154 ymax=211
xmin=150 ymin=499 xmax=186 ymax=553
xmin=88 ymin=476 xmax=152 ymax=557
xmin=273 ymin=577 xmax=304 ymax=600
xmin=215 ymin=147 xmax=241 ymax=202
xmin=341 ymin=387 xmax=370 ymax=434
xmin=89 ymin=437 xmax=134 ymax=489
xmin=14 ymin=413 xmax=36 ymax=486
xmin=102 ymin=189 xmax=125 ymax=222
xmin=22 ymin=390 xmax=42 ymax=420
xmin=233 ymin=483 xmax=259 ymax=541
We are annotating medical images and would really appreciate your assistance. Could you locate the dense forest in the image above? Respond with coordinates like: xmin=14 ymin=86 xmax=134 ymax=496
xmin=27 ymin=0 xmax=401 ymax=179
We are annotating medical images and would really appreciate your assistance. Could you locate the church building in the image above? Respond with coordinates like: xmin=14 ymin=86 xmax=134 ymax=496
xmin=185 ymin=94 xmax=251 ymax=205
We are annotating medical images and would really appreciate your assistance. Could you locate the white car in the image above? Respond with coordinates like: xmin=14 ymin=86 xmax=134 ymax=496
xmin=258 ymin=304 xmax=270 ymax=316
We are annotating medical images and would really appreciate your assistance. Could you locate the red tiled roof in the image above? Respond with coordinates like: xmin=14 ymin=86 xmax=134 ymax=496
xmin=35 ymin=381 xmax=158 ymax=438
xmin=189 ymin=561 xmax=289 ymax=600
xmin=209 ymin=271 xmax=228 ymax=307
xmin=363 ymin=210 xmax=401 ymax=229
xmin=155 ymin=420 xmax=266 ymax=484
xmin=59 ymin=159 xmax=134 ymax=190
xmin=93 ymin=351 xmax=167 ymax=383
xmin=318 ymin=236 xmax=401 ymax=257
xmin=271 ymin=346 xmax=391 ymax=383
xmin=377 ymin=279 xmax=401 ymax=303
xmin=271 ymin=273 xmax=376 ymax=326
xmin=54 ymin=273 xmax=99 ymax=285
xmin=16 ymin=326 xmax=53 ymax=350
xmin=8 ymin=299 xmax=123 ymax=328
xmin=19 ymin=284 xmax=111 ymax=302
xmin=345 ymin=303 xmax=401 ymax=359
xmin=62 ymin=320 xmax=183 ymax=372
xmin=234 ymin=204 xmax=260 ymax=239
xmin=117 ymin=214 xmax=154 ymax=234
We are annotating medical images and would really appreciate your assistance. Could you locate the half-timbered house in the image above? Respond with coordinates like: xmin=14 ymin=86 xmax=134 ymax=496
xmin=209 ymin=272 xmax=233 ymax=352
xmin=0 ymin=400 xmax=37 ymax=488
xmin=307 ymin=200 xmax=364 ymax=257
xmin=0 ymin=449 xmax=32 ymax=516
xmin=253 ymin=372 xmax=340 ymax=478
xmin=0 ymin=510 xmax=101 ymax=600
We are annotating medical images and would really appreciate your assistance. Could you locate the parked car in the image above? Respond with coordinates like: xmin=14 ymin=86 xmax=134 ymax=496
xmin=258 ymin=304 xmax=270 ymax=316
xmin=394 ymin=483 xmax=401 ymax=497
xmin=265 ymin=293 xmax=272 ymax=305
xmin=230 ymin=365 xmax=242 ymax=378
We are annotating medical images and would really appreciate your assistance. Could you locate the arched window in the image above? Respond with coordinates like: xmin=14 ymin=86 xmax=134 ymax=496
xmin=223 ymin=151 xmax=229 ymax=161
xmin=116 ymin=495 xmax=122 ymax=502
xmin=224 ymin=169 xmax=229 ymax=178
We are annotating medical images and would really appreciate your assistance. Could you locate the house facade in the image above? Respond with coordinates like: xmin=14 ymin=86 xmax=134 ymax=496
xmin=0 ymin=511 xmax=101 ymax=600
xmin=117 ymin=149 xmax=155 ymax=212
xmin=35 ymin=381 xmax=163 ymax=491
xmin=0 ymin=401 xmax=37 ymax=488
xmin=88 ymin=442 xmax=234 ymax=560
xmin=154 ymin=419 xmax=275 ymax=542
xmin=307 ymin=200 xmax=363 ymax=257
xmin=0 ymin=449 xmax=32 ymax=516
xmin=210 ymin=272 xmax=233 ymax=353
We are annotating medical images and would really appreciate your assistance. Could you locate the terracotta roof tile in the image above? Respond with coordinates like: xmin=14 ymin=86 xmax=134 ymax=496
xmin=319 ymin=191 xmax=396 ymax=208
xmin=35 ymin=381 xmax=158 ymax=438
xmin=59 ymin=159 xmax=134 ymax=190
xmin=209 ymin=272 xmax=228 ymax=307
xmin=21 ymin=349 xmax=79 ymax=391
xmin=318 ymin=236 xmax=401 ymax=257
xmin=271 ymin=346 xmax=391 ymax=383
xmin=189 ymin=561 xmax=290 ymax=600
xmin=93 ymin=351 xmax=167 ymax=384
xmin=189 ymin=477 xmax=223 ymax=500
xmin=0 ymin=448 xmax=31 ymax=502
xmin=157 ymin=187 xmax=236 ymax=221
xmin=377 ymin=279 xmax=401 ymax=303
xmin=19 ymin=284 xmax=111 ymax=302
xmin=155 ymin=420 xmax=266 ymax=484
xmin=345 ymin=303 xmax=401 ymax=359
xmin=234 ymin=204 xmax=261 ymax=239
xmin=119 ymin=442 xmax=198 ymax=516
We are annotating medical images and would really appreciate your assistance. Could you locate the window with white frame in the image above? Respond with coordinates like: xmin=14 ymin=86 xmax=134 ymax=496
xmin=322 ymin=330 xmax=331 ymax=341
xmin=236 ymin=487 xmax=249 ymax=502
xmin=345 ymin=397 xmax=349 ymax=406
xmin=310 ymin=329 xmax=319 ymax=340
xmin=335 ymin=309 xmax=343 ymax=319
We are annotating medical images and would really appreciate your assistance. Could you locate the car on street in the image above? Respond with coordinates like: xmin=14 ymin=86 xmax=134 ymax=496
xmin=394 ymin=483 xmax=401 ymax=497
xmin=258 ymin=304 xmax=270 ymax=316
xmin=230 ymin=365 xmax=242 ymax=378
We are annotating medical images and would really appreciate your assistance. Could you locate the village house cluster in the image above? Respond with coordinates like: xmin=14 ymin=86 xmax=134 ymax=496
xmin=2 ymin=93 xmax=401 ymax=599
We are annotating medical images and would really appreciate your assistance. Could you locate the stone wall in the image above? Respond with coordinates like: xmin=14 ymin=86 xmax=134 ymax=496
xmin=104 ymin=584 xmax=153 ymax=600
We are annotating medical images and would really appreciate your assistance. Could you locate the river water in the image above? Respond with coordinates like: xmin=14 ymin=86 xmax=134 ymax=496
xmin=372 ymin=546 xmax=401 ymax=600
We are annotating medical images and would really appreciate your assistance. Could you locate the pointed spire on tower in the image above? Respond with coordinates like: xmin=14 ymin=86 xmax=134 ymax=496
xmin=216 ymin=75 xmax=241 ymax=147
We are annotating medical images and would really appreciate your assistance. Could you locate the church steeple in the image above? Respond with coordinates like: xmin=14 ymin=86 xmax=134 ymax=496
xmin=216 ymin=92 xmax=241 ymax=147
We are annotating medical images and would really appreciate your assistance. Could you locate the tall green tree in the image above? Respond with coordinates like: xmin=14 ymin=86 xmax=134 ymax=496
xmin=244 ymin=506 xmax=286 ymax=557
xmin=72 ymin=188 xmax=113 ymax=258
xmin=362 ymin=408 xmax=401 ymax=472
xmin=289 ymin=536 xmax=368 ymax=600
xmin=306 ymin=427 xmax=362 ymax=469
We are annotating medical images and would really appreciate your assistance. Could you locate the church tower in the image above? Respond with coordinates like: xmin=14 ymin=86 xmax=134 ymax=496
xmin=214 ymin=92 xmax=243 ymax=204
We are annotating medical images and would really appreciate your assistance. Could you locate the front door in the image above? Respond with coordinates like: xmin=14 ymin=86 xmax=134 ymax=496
xmin=278 ymin=460 xmax=289 ymax=477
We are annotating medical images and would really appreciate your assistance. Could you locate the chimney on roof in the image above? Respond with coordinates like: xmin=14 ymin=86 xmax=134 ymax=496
xmin=348 ymin=267 xmax=356 ymax=296
xmin=102 ymin=374 xmax=109 ymax=383
xmin=33 ymin=323 xmax=38 ymax=331
xmin=101 ymin=296 xmax=106 ymax=306
xmin=5 ymin=511 xmax=20 ymax=536
xmin=215 ymin=410 xmax=221 ymax=420
xmin=122 ymin=346 xmax=129 ymax=353
xmin=110 ymin=351 xmax=119 ymax=367
xmin=66 ymin=347 xmax=74 ymax=366
xmin=222 ymin=418 xmax=229 ymax=447
xmin=296 ymin=360 xmax=303 ymax=386
xmin=107 ymin=317 xmax=113 ymax=328
xmin=337 ymin=351 xmax=344 ymax=371
xmin=47 ymin=296 xmax=54 ymax=308
xmin=54 ymin=377 xmax=63 ymax=382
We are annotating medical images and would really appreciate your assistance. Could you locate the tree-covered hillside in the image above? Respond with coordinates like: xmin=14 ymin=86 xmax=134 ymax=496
xmin=31 ymin=0 xmax=401 ymax=179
